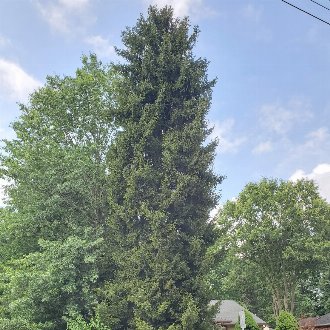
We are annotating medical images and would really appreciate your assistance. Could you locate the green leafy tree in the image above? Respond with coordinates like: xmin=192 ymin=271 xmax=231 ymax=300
xmin=1 ymin=54 xmax=115 ymax=242
xmin=233 ymin=309 xmax=259 ymax=330
xmin=275 ymin=311 xmax=298 ymax=330
xmin=0 ymin=55 xmax=117 ymax=329
xmin=1 ymin=235 xmax=104 ymax=329
xmin=206 ymin=204 xmax=274 ymax=324
xmin=234 ymin=320 xmax=241 ymax=330
xmin=66 ymin=313 xmax=111 ymax=330
xmin=295 ymin=267 xmax=330 ymax=317
xmin=207 ymin=239 xmax=274 ymax=323
xmin=211 ymin=179 xmax=330 ymax=320
xmin=99 ymin=6 xmax=222 ymax=329
xmin=245 ymin=309 xmax=259 ymax=330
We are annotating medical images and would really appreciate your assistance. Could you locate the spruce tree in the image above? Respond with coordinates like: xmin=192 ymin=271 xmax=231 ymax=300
xmin=99 ymin=6 xmax=221 ymax=329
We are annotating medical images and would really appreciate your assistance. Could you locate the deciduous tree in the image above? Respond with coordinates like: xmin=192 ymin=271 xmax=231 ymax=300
xmin=0 ymin=55 xmax=117 ymax=329
xmin=211 ymin=179 xmax=329 ymax=320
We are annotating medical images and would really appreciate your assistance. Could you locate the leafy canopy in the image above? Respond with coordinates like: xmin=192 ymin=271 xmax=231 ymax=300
xmin=0 ymin=55 xmax=117 ymax=329
xmin=210 ymin=178 xmax=330 ymax=321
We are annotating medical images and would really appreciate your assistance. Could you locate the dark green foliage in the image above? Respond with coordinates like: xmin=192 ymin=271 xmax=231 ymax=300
xmin=99 ymin=6 xmax=221 ymax=329
xmin=275 ymin=311 xmax=298 ymax=330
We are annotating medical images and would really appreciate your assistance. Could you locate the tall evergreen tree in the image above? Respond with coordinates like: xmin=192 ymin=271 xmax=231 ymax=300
xmin=99 ymin=6 xmax=222 ymax=329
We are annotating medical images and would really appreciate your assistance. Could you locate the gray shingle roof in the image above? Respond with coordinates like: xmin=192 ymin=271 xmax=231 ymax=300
xmin=210 ymin=300 xmax=266 ymax=325
xmin=316 ymin=313 xmax=330 ymax=327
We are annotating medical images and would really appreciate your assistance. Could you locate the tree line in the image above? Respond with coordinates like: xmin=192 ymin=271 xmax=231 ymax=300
xmin=0 ymin=5 xmax=329 ymax=330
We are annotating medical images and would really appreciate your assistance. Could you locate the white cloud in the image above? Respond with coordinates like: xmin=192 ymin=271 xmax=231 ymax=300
xmin=305 ymin=127 xmax=329 ymax=147
xmin=294 ymin=127 xmax=330 ymax=155
xmin=305 ymin=25 xmax=330 ymax=53
xmin=144 ymin=0 xmax=215 ymax=18
xmin=289 ymin=163 xmax=330 ymax=202
xmin=210 ymin=119 xmax=246 ymax=154
xmin=252 ymin=141 xmax=272 ymax=154
xmin=58 ymin=0 xmax=89 ymax=10
xmin=289 ymin=169 xmax=305 ymax=182
xmin=302 ymin=127 xmax=330 ymax=153
xmin=259 ymin=99 xmax=312 ymax=135
xmin=85 ymin=35 xmax=115 ymax=59
xmin=0 ymin=35 xmax=11 ymax=48
xmin=276 ymin=127 xmax=330 ymax=174
xmin=209 ymin=203 xmax=222 ymax=220
xmin=36 ymin=0 xmax=93 ymax=35
xmin=0 ymin=59 xmax=41 ymax=101
xmin=242 ymin=3 xmax=262 ymax=23
xmin=240 ymin=3 xmax=272 ymax=43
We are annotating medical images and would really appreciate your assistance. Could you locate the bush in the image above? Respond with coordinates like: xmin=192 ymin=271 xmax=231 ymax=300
xmin=275 ymin=311 xmax=298 ymax=330
xmin=235 ymin=320 xmax=241 ymax=330
xmin=234 ymin=309 xmax=259 ymax=330
xmin=245 ymin=309 xmax=259 ymax=330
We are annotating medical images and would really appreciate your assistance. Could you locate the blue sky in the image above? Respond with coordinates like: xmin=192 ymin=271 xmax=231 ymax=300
xmin=0 ymin=0 xmax=330 ymax=207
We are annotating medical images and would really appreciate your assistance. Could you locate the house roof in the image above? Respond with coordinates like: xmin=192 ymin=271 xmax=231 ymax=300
xmin=316 ymin=313 xmax=330 ymax=327
xmin=299 ymin=313 xmax=330 ymax=328
xmin=210 ymin=299 xmax=267 ymax=325
xmin=299 ymin=317 xmax=317 ymax=328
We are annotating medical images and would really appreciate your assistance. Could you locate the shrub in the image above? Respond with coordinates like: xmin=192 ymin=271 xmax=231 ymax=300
xmin=245 ymin=309 xmax=259 ymax=330
xmin=275 ymin=311 xmax=298 ymax=330
xmin=234 ymin=309 xmax=259 ymax=330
